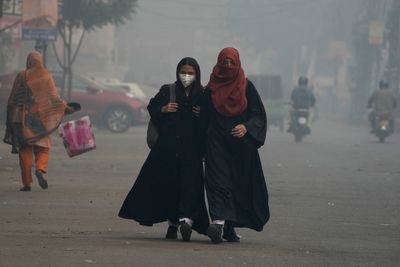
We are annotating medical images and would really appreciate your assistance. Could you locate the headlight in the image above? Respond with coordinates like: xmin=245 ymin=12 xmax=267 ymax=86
xmin=298 ymin=117 xmax=307 ymax=125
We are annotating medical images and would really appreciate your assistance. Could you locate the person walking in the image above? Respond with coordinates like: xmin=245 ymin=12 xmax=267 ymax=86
xmin=3 ymin=51 xmax=74 ymax=192
xmin=202 ymin=47 xmax=270 ymax=243
xmin=118 ymin=57 xmax=209 ymax=241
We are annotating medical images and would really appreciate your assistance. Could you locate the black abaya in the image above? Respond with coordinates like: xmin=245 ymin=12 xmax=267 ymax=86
xmin=203 ymin=80 xmax=269 ymax=231
xmin=119 ymin=80 xmax=209 ymax=234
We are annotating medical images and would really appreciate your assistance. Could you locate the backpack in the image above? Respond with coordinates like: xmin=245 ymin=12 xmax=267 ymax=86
xmin=146 ymin=83 xmax=176 ymax=149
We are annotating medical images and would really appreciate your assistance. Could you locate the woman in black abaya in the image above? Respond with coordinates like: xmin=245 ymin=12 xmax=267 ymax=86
xmin=202 ymin=48 xmax=270 ymax=244
xmin=119 ymin=57 xmax=209 ymax=241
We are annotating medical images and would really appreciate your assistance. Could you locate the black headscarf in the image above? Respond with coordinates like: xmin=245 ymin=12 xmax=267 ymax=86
xmin=175 ymin=57 xmax=203 ymax=91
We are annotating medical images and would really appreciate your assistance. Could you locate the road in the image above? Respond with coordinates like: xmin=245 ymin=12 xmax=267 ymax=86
xmin=0 ymin=114 xmax=399 ymax=267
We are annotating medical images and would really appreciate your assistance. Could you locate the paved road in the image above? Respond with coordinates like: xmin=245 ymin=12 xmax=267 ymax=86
xmin=0 ymin=115 xmax=399 ymax=266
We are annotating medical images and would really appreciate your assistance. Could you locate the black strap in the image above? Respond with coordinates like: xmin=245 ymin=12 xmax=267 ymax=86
xmin=169 ymin=83 xmax=176 ymax=102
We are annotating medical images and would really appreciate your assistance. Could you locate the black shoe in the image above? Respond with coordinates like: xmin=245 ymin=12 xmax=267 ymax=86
xmin=207 ymin=224 xmax=223 ymax=244
xmin=287 ymin=126 xmax=293 ymax=133
xmin=19 ymin=185 xmax=31 ymax=192
xmin=179 ymin=222 xmax=192 ymax=242
xmin=223 ymin=224 xmax=240 ymax=242
xmin=165 ymin=226 xmax=178 ymax=239
xmin=35 ymin=170 xmax=48 ymax=189
xmin=11 ymin=145 xmax=19 ymax=154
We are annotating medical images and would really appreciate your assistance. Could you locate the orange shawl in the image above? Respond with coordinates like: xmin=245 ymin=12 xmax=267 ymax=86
xmin=4 ymin=52 xmax=66 ymax=150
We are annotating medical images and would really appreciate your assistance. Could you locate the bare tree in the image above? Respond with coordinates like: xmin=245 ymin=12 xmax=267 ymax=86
xmin=52 ymin=0 xmax=137 ymax=100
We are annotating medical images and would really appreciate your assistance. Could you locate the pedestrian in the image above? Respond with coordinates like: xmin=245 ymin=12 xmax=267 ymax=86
xmin=118 ymin=57 xmax=209 ymax=241
xmin=202 ymin=47 xmax=270 ymax=243
xmin=3 ymin=51 xmax=75 ymax=192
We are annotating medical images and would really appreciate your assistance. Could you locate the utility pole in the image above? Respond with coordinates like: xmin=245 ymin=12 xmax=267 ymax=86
xmin=34 ymin=40 xmax=48 ymax=66
xmin=386 ymin=0 xmax=400 ymax=101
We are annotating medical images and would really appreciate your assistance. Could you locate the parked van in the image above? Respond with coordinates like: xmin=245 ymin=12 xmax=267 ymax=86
xmin=248 ymin=74 xmax=285 ymax=131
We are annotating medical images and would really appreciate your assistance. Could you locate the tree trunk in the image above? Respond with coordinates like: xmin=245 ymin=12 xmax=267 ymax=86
xmin=67 ymin=23 xmax=73 ymax=101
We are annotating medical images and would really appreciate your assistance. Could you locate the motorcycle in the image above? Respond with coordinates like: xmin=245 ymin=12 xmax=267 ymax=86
xmin=291 ymin=108 xmax=310 ymax=142
xmin=373 ymin=112 xmax=392 ymax=143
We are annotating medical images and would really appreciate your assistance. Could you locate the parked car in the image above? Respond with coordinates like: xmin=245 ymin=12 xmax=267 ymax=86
xmin=101 ymin=82 xmax=148 ymax=102
xmin=52 ymin=73 xmax=149 ymax=133
xmin=0 ymin=72 xmax=148 ymax=133
xmin=0 ymin=72 xmax=149 ymax=133
xmin=94 ymin=78 xmax=158 ymax=104
xmin=138 ymin=83 xmax=158 ymax=100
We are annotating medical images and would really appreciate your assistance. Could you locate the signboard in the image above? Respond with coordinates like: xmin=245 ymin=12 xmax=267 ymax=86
xmin=368 ymin=20 xmax=384 ymax=46
xmin=22 ymin=0 xmax=58 ymax=41
xmin=0 ymin=16 xmax=21 ymax=42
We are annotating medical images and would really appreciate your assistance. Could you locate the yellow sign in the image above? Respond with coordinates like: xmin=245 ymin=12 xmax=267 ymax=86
xmin=368 ymin=20 xmax=384 ymax=46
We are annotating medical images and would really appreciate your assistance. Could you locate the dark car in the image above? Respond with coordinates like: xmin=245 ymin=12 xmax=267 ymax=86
xmin=248 ymin=74 xmax=286 ymax=131
xmin=0 ymin=72 xmax=149 ymax=133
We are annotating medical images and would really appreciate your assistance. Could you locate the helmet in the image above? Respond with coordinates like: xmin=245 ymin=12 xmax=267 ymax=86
xmin=379 ymin=80 xmax=389 ymax=89
xmin=298 ymin=76 xmax=308 ymax=86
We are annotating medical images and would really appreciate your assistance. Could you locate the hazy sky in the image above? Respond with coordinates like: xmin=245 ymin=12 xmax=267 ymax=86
xmin=112 ymin=0 xmax=361 ymax=88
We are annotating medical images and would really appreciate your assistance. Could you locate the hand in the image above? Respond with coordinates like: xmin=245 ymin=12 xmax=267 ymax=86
xmin=161 ymin=102 xmax=179 ymax=113
xmin=192 ymin=106 xmax=200 ymax=117
xmin=65 ymin=102 xmax=81 ymax=115
xmin=232 ymin=124 xmax=247 ymax=138
xmin=65 ymin=106 xmax=76 ymax=115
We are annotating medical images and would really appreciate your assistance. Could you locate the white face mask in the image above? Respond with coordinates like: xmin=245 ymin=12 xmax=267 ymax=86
xmin=179 ymin=74 xmax=196 ymax=88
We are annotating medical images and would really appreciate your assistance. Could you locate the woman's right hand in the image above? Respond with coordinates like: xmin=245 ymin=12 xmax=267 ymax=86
xmin=161 ymin=102 xmax=179 ymax=113
xmin=65 ymin=106 xmax=75 ymax=115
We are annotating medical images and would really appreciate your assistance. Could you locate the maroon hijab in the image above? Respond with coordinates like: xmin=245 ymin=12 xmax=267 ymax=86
xmin=207 ymin=47 xmax=247 ymax=117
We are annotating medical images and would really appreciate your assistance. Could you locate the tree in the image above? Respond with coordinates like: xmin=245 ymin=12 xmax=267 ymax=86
xmin=385 ymin=0 xmax=400 ymax=100
xmin=53 ymin=0 xmax=137 ymax=100
xmin=0 ymin=31 xmax=14 ymax=73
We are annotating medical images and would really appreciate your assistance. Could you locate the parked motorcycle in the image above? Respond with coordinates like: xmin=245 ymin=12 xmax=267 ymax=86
xmin=291 ymin=108 xmax=311 ymax=142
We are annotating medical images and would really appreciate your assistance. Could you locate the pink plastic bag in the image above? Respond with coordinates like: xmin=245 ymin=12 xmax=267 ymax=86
xmin=59 ymin=116 xmax=96 ymax=157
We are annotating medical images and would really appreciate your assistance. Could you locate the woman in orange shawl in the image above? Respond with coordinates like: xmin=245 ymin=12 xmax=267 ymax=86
xmin=3 ymin=51 xmax=71 ymax=191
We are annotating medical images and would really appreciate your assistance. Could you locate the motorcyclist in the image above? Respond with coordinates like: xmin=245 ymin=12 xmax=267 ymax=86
xmin=368 ymin=80 xmax=397 ymax=133
xmin=287 ymin=76 xmax=316 ymax=133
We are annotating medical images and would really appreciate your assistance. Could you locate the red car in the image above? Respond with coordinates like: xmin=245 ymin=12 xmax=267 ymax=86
xmin=0 ymin=72 xmax=149 ymax=133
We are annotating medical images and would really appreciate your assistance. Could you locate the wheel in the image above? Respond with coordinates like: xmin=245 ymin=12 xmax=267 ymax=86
xmin=104 ymin=107 xmax=132 ymax=133
xmin=295 ymin=133 xmax=303 ymax=143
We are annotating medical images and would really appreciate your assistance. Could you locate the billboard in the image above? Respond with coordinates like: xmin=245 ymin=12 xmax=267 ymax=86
xmin=22 ymin=0 xmax=57 ymax=41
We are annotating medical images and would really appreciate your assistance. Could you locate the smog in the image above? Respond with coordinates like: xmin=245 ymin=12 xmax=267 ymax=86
xmin=0 ymin=0 xmax=399 ymax=266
